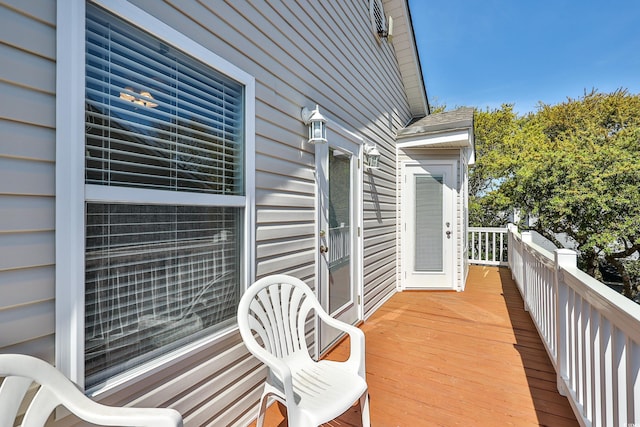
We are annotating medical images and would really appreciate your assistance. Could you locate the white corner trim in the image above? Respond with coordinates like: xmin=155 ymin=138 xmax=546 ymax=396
xmin=56 ymin=0 xmax=87 ymax=387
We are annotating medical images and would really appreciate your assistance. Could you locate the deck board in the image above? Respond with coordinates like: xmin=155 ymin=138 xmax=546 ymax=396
xmin=248 ymin=266 xmax=579 ymax=426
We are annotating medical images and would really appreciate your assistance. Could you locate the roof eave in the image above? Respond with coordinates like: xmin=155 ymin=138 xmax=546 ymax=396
xmin=386 ymin=0 xmax=430 ymax=119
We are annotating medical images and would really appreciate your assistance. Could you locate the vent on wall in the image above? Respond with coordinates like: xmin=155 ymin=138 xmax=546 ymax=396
xmin=370 ymin=0 xmax=393 ymax=40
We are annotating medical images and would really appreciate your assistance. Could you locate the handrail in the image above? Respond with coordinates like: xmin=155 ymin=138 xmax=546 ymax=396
xmin=506 ymin=224 xmax=640 ymax=426
xmin=468 ymin=227 xmax=508 ymax=266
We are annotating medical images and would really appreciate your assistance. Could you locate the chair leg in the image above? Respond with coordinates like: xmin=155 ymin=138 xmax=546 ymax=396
xmin=360 ymin=392 xmax=371 ymax=427
xmin=256 ymin=393 xmax=269 ymax=427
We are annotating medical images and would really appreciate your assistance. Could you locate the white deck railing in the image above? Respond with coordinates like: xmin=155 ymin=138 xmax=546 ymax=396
xmin=468 ymin=227 xmax=508 ymax=265
xmin=329 ymin=224 xmax=350 ymax=267
xmin=504 ymin=224 xmax=640 ymax=427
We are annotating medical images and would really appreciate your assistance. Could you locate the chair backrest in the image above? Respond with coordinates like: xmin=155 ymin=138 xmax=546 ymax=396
xmin=238 ymin=274 xmax=321 ymax=363
xmin=0 ymin=354 xmax=182 ymax=427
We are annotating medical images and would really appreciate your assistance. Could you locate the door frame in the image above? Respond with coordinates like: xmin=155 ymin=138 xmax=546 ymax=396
xmin=315 ymin=125 xmax=364 ymax=356
xmin=400 ymin=159 xmax=457 ymax=290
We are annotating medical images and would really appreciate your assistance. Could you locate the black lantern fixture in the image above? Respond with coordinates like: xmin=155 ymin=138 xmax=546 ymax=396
xmin=301 ymin=104 xmax=327 ymax=144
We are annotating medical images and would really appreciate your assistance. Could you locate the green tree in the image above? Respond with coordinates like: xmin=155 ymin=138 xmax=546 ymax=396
xmin=469 ymin=104 xmax=523 ymax=226
xmin=472 ymin=90 xmax=640 ymax=300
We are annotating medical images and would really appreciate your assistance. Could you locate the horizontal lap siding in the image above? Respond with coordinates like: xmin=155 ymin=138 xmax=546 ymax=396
xmin=0 ymin=0 xmax=414 ymax=425
xmin=115 ymin=1 xmax=412 ymax=424
xmin=0 ymin=1 xmax=56 ymax=362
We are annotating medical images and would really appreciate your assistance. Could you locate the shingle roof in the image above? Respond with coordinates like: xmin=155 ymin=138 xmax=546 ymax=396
xmin=397 ymin=107 xmax=474 ymax=138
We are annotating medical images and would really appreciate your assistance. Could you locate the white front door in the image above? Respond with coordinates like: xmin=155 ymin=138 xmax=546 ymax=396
xmin=316 ymin=130 xmax=362 ymax=353
xmin=402 ymin=162 xmax=456 ymax=290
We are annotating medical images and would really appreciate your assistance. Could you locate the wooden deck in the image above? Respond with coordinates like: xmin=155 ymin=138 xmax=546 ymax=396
xmin=250 ymin=266 xmax=579 ymax=426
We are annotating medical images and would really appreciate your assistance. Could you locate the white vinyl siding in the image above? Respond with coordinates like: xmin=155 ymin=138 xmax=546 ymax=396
xmin=120 ymin=2 xmax=409 ymax=423
xmin=134 ymin=0 xmax=409 ymax=315
xmin=0 ymin=0 xmax=56 ymax=361
xmin=1 ymin=0 xmax=421 ymax=425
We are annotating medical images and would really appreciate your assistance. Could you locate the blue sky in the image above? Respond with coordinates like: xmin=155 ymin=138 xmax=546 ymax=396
xmin=409 ymin=1 xmax=640 ymax=115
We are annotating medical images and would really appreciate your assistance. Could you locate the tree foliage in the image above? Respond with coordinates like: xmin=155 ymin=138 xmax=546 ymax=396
xmin=470 ymin=104 xmax=523 ymax=226
xmin=471 ymin=89 xmax=640 ymax=300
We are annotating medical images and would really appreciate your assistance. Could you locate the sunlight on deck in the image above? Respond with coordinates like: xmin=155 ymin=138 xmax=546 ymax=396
xmin=250 ymin=265 xmax=578 ymax=426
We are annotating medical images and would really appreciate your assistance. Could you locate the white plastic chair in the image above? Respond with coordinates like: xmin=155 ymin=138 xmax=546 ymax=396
xmin=237 ymin=274 xmax=370 ymax=427
xmin=0 ymin=354 xmax=183 ymax=427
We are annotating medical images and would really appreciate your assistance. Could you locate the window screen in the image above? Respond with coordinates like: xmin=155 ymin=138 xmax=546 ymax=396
xmin=84 ymin=4 xmax=245 ymax=388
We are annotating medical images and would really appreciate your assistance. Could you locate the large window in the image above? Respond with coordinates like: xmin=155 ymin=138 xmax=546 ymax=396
xmin=79 ymin=3 xmax=252 ymax=388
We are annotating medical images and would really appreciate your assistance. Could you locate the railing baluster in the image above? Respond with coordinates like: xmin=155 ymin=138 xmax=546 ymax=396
xmin=591 ymin=310 xmax=602 ymax=424
xmin=631 ymin=340 xmax=640 ymax=422
xmin=569 ymin=289 xmax=577 ymax=396
xmin=491 ymin=232 xmax=496 ymax=262
xmin=470 ymin=225 xmax=639 ymax=426
xmin=603 ymin=317 xmax=614 ymax=426
xmin=468 ymin=227 xmax=509 ymax=266
xmin=581 ymin=300 xmax=591 ymax=419
xmin=614 ymin=328 xmax=626 ymax=425
xmin=576 ymin=294 xmax=584 ymax=409
xmin=506 ymin=227 xmax=640 ymax=427
xmin=471 ymin=231 xmax=476 ymax=261
xmin=484 ymin=232 xmax=488 ymax=263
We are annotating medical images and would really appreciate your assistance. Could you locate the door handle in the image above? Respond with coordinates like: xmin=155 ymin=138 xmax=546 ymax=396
xmin=319 ymin=245 xmax=329 ymax=253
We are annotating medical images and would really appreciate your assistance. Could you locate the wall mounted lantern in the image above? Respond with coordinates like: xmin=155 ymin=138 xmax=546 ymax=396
xmin=364 ymin=142 xmax=381 ymax=169
xmin=301 ymin=104 xmax=327 ymax=144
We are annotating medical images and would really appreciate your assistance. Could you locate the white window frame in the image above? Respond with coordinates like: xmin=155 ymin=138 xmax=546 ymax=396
xmin=55 ymin=0 xmax=255 ymax=391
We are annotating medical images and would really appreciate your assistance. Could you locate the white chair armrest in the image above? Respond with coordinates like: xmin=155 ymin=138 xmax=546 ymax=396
xmin=0 ymin=354 xmax=183 ymax=427
xmin=58 ymin=404 xmax=183 ymax=427
xmin=316 ymin=311 xmax=366 ymax=378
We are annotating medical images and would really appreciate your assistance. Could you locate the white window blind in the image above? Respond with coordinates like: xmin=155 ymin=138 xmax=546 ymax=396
xmin=85 ymin=5 xmax=244 ymax=194
xmin=84 ymin=4 xmax=245 ymax=388
xmin=415 ymin=175 xmax=443 ymax=272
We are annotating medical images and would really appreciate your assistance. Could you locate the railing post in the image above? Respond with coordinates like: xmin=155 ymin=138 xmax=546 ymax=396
xmin=471 ymin=230 xmax=476 ymax=262
xmin=554 ymin=248 xmax=577 ymax=397
xmin=521 ymin=231 xmax=533 ymax=312
xmin=507 ymin=224 xmax=515 ymax=274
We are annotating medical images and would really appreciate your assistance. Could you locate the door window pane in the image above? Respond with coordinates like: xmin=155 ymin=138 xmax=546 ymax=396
xmin=415 ymin=175 xmax=443 ymax=271
xmin=328 ymin=148 xmax=351 ymax=313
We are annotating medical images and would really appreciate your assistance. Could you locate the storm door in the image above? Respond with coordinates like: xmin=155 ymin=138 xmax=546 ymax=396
xmin=316 ymin=132 xmax=362 ymax=353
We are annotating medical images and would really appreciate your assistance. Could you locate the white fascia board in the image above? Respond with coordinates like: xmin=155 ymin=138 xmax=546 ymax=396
xmin=396 ymin=128 xmax=472 ymax=149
